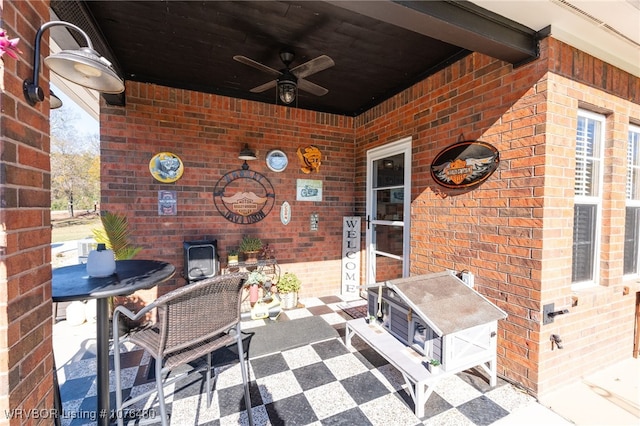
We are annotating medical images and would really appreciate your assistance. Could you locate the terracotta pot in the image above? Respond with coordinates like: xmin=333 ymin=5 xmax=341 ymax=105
xmin=244 ymin=251 xmax=260 ymax=263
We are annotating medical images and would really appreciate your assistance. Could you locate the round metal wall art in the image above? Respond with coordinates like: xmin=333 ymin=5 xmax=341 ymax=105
xmin=213 ymin=169 xmax=275 ymax=224
xmin=149 ymin=152 xmax=184 ymax=183
xmin=430 ymin=140 xmax=499 ymax=189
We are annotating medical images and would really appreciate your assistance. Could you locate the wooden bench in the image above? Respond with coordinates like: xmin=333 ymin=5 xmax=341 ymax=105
xmin=344 ymin=317 xmax=448 ymax=418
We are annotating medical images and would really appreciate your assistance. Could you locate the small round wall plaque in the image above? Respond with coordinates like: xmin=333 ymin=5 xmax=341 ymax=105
xmin=149 ymin=152 xmax=184 ymax=183
xmin=266 ymin=149 xmax=288 ymax=172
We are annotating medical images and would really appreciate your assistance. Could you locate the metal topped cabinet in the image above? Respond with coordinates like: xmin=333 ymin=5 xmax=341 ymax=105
xmin=367 ymin=271 xmax=507 ymax=376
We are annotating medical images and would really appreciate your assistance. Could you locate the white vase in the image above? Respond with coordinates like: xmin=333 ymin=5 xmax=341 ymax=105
xmin=86 ymin=243 xmax=116 ymax=277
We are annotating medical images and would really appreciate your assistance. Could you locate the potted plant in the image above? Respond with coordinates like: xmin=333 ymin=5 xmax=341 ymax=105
xmin=227 ymin=247 xmax=239 ymax=265
xmin=245 ymin=270 xmax=268 ymax=306
xmin=239 ymin=236 xmax=263 ymax=262
xmin=92 ymin=211 xmax=145 ymax=333
xmin=426 ymin=359 xmax=442 ymax=374
xmin=276 ymin=272 xmax=301 ymax=310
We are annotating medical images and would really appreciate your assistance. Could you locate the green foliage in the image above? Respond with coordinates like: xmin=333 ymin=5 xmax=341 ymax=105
xmin=429 ymin=359 xmax=441 ymax=366
xmin=276 ymin=272 xmax=301 ymax=293
xmin=227 ymin=247 xmax=239 ymax=256
xmin=239 ymin=235 xmax=263 ymax=252
xmin=50 ymin=107 xmax=100 ymax=213
xmin=246 ymin=270 xmax=268 ymax=286
xmin=92 ymin=212 xmax=142 ymax=260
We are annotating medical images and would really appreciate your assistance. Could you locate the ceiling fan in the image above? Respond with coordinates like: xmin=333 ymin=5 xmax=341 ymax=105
xmin=233 ymin=49 xmax=334 ymax=104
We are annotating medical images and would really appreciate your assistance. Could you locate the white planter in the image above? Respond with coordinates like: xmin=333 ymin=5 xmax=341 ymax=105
xmin=279 ymin=292 xmax=298 ymax=310
xmin=426 ymin=362 xmax=442 ymax=374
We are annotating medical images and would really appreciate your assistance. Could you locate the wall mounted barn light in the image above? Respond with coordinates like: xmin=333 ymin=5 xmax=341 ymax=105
xmin=238 ymin=144 xmax=257 ymax=170
xmin=49 ymin=89 xmax=63 ymax=109
xmin=23 ymin=21 xmax=124 ymax=107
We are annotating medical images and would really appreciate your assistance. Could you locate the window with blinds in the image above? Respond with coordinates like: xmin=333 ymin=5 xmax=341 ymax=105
xmin=624 ymin=125 xmax=640 ymax=275
xmin=572 ymin=111 xmax=604 ymax=287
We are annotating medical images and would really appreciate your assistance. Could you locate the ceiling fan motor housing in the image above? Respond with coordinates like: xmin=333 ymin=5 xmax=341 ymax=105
xmin=279 ymin=49 xmax=295 ymax=66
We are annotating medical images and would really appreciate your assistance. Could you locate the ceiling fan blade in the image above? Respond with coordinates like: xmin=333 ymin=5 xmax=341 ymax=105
xmin=298 ymin=79 xmax=329 ymax=96
xmin=250 ymin=80 xmax=277 ymax=93
xmin=233 ymin=55 xmax=282 ymax=77
xmin=290 ymin=55 xmax=335 ymax=79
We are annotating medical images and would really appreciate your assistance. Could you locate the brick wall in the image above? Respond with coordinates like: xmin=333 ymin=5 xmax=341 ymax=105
xmin=537 ymin=39 xmax=640 ymax=396
xmin=100 ymin=84 xmax=355 ymax=298
xmin=99 ymin=36 xmax=639 ymax=398
xmin=354 ymin=37 xmax=640 ymax=396
xmin=1 ymin=0 xmax=57 ymax=423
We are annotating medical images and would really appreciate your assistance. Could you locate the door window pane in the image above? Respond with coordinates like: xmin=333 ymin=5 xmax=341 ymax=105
xmin=373 ymin=153 xmax=404 ymax=188
xmin=373 ymin=224 xmax=404 ymax=257
xmin=374 ymin=254 xmax=404 ymax=282
xmin=375 ymin=189 xmax=404 ymax=221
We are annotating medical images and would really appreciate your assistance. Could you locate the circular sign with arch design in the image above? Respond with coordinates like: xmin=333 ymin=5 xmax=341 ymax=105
xmin=213 ymin=169 xmax=275 ymax=224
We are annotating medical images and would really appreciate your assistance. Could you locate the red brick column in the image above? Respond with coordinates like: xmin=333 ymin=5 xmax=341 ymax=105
xmin=0 ymin=1 xmax=56 ymax=423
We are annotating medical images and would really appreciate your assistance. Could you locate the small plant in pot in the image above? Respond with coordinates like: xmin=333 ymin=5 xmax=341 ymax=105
xmin=239 ymin=236 xmax=263 ymax=262
xmin=276 ymin=272 xmax=301 ymax=310
xmin=227 ymin=247 xmax=239 ymax=265
xmin=245 ymin=270 xmax=268 ymax=307
xmin=426 ymin=359 xmax=442 ymax=373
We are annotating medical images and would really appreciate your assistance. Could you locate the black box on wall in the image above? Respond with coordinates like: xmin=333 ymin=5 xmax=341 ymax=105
xmin=183 ymin=240 xmax=218 ymax=282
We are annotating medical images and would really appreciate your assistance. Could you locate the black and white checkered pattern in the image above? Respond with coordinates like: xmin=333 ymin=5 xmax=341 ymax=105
xmin=55 ymin=295 xmax=538 ymax=426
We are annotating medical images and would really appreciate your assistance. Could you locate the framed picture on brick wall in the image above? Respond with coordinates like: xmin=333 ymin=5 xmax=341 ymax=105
xmin=158 ymin=190 xmax=177 ymax=216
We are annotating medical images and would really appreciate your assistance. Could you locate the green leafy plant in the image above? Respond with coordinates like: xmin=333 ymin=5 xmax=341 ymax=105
xmin=239 ymin=235 xmax=263 ymax=253
xmin=246 ymin=270 xmax=268 ymax=286
xmin=227 ymin=247 xmax=239 ymax=256
xmin=92 ymin=211 xmax=142 ymax=260
xmin=276 ymin=272 xmax=301 ymax=294
xmin=429 ymin=359 xmax=441 ymax=366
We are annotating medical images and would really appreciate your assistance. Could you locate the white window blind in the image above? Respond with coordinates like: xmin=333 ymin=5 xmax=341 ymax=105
xmin=624 ymin=125 xmax=640 ymax=275
xmin=572 ymin=110 xmax=605 ymax=287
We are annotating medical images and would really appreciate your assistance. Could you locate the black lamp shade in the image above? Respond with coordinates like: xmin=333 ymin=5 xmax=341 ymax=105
xmin=238 ymin=144 xmax=257 ymax=160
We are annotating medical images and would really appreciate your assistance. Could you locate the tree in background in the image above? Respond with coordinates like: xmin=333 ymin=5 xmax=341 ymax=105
xmin=50 ymin=103 xmax=100 ymax=215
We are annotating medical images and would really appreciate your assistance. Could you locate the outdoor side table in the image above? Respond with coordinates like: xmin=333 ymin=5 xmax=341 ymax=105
xmin=52 ymin=259 xmax=176 ymax=426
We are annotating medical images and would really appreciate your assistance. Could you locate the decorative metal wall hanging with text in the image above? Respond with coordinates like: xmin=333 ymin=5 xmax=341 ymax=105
xmin=213 ymin=169 xmax=275 ymax=224
xmin=430 ymin=140 xmax=499 ymax=189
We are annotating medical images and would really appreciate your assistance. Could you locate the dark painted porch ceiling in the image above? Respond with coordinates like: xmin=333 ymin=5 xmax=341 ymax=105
xmin=50 ymin=1 xmax=540 ymax=116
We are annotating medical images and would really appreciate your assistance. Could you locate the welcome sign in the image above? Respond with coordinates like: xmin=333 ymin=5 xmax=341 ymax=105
xmin=342 ymin=217 xmax=361 ymax=296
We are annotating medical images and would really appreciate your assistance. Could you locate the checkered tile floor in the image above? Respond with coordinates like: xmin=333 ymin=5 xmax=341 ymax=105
xmin=54 ymin=295 xmax=540 ymax=426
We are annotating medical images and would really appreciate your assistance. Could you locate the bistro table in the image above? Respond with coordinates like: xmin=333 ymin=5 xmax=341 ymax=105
xmin=52 ymin=259 xmax=176 ymax=426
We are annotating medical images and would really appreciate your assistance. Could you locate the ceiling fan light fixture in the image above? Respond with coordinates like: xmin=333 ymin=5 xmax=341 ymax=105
xmin=278 ymin=71 xmax=297 ymax=105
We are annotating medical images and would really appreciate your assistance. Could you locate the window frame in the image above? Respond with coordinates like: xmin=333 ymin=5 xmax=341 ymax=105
xmin=624 ymin=123 xmax=640 ymax=276
xmin=571 ymin=109 xmax=605 ymax=289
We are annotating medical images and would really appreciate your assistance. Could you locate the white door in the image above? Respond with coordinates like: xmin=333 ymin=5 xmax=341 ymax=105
xmin=366 ymin=138 xmax=412 ymax=286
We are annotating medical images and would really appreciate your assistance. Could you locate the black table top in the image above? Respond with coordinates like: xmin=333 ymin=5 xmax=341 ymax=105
xmin=52 ymin=259 xmax=176 ymax=302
